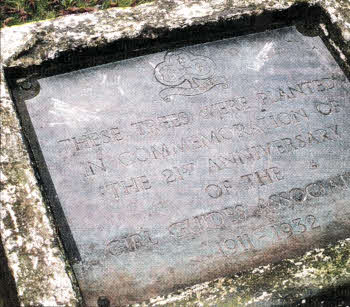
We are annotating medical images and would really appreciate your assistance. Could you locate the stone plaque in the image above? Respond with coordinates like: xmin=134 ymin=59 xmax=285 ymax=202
xmin=18 ymin=27 xmax=350 ymax=306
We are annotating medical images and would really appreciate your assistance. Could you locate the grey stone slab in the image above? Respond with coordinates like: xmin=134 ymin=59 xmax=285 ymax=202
xmin=18 ymin=26 xmax=350 ymax=305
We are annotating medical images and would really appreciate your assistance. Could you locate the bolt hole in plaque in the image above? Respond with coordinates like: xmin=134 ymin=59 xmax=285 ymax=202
xmin=6 ymin=4 xmax=350 ymax=307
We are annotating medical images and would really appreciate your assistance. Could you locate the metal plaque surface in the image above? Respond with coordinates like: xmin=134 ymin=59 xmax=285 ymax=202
xmin=21 ymin=27 xmax=350 ymax=306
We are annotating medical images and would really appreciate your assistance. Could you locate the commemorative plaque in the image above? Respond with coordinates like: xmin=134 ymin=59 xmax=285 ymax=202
xmin=16 ymin=26 xmax=350 ymax=306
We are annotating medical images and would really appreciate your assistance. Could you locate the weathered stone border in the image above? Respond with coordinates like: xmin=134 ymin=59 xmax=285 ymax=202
xmin=0 ymin=0 xmax=349 ymax=306
xmin=136 ymin=239 xmax=350 ymax=306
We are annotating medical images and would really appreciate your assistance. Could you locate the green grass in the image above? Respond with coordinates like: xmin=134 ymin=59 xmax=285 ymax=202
xmin=0 ymin=0 xmax=152 ymax=27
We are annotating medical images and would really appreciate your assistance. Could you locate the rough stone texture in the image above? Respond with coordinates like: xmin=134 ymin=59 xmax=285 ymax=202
xmin=0 ymin=0 xmax=349 ymax=306
xmin=1 ymin=0 xmax=349 ymax=68
xmin=0 ymin=69 xmax=81 ymax=306
xmin=321 ymin=0 xmax=350 ymax=42
xmin=137 ymin=239 xmax=350 ymax=306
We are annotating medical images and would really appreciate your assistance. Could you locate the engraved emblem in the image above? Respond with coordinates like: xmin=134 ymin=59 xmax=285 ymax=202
xmin=154 ymin=51 xmax=227 ymax=102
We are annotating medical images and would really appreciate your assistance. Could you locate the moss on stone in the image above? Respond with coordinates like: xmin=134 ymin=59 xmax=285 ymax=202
xmin=0 ymin=0 xmax=349 ymax=306
xmin=138 ymin=240 xmax=350 ymax=306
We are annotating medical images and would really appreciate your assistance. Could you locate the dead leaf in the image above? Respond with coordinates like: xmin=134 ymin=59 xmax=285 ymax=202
xmin=2 ymin=17 xmax=14 ymax=26
xmin=60 ymin=6 xmax=96 ymax=15
xmin=27 ymin=0 xmax=35 ymax=9
xmin=109 ymin=1 xmax=119 ymax=7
